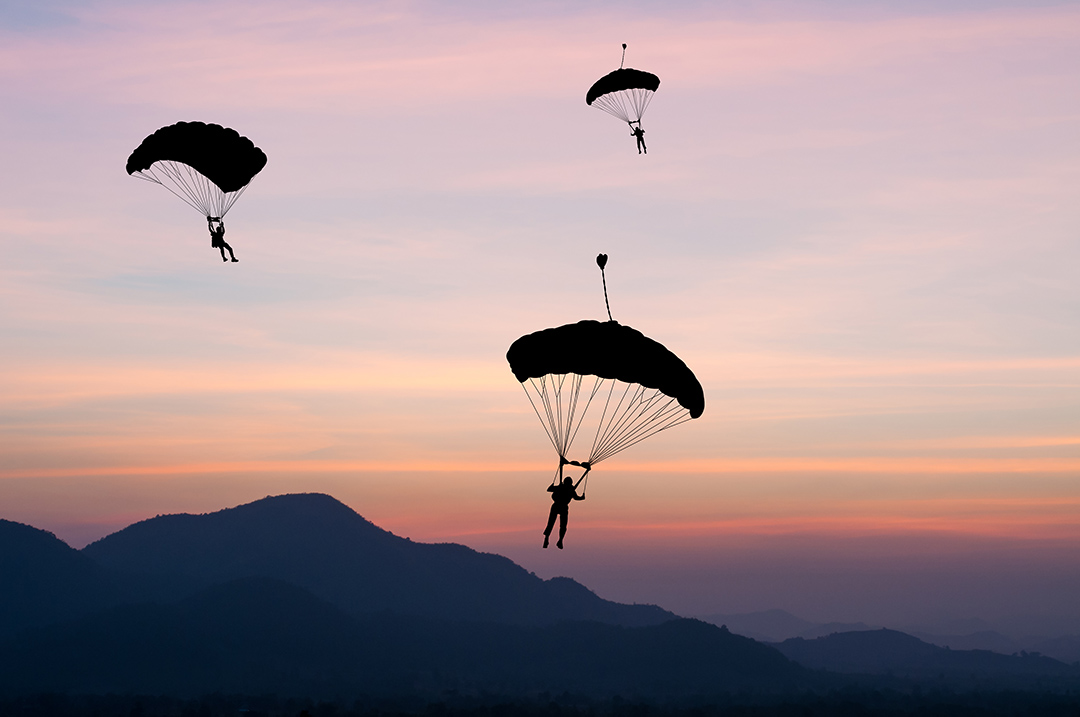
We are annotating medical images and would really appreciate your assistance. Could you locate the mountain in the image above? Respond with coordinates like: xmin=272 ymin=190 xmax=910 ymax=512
xmin=798 ymin=621 xmax=876 ymax=639
xmin=697 ymin=610 xmax=875 ymax=642
xmin=1030 ymin=635 xmax=1080 ymax=665
xmin=774 ymin=628 xmax=1080 ymax=689
xmin=701 ymin=610 xmax=1080 ymax=664
xmin=0 ymin=519 xmax=128 ymax=638
xmin=81 ymin=493 xmax=674 ymax=627
xmin=697 ymin=609 xmax=816 ymax=642
xmin=907 ymin=629 xmax=1023 ymax=655
xmin=0 ymin=577 xmax=805 ymax=699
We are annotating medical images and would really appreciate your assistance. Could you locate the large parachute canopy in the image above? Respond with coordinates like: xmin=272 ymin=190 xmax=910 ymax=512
xmin=586 ymin=45 xmax=660 ymax=125
xmin=507 ymin=277 xmax=704 ymax=468
xmin=126 ymin=122 xmax=267 ymax=219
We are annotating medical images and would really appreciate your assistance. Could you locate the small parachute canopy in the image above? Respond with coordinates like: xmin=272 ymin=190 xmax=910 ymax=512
xmin=507 ymin=320 xmax=703 ymax=466
xmin=126 ymin=122 xmax=267 ymax=218
xmin=586 ymin=68 xmax=660 ymax=125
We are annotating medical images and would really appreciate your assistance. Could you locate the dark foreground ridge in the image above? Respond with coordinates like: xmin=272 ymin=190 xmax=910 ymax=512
xmin=0 ymin=577 xmax=798 ymax=698
xmin=2 ymin=493 xmax=1080 ymax=705
xmin=5 ymin=690 xmax=1080 ymax=717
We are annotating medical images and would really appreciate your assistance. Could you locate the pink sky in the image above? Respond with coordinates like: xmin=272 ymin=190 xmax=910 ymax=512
xmin=1 ymin=0 xmax=1079 ymax=627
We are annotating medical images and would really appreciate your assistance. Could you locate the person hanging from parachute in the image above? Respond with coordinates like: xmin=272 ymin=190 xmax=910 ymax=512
xmin=543 ymin=457 xmax=589 ymax=549
xmin=126 ymin=121 xmax=266 ymax=263
xmin=630 ymin=123 xmax=646 ymax=154
xmin=586 ymin=44 xmax=659 ymax=155
xmin=507 ymin=254 xmax=704 ymax=549
xmin=207 ymin=216 xmax=237 ymax=262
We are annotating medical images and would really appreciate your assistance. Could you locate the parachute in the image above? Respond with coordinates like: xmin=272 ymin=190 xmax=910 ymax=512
xmin=586 ymin=45 xmax=660 ymax=126
xmin=507 ymin=257 xmax=703 ymax=472
xmin=126 ymin=122 xmax=267 ymax=220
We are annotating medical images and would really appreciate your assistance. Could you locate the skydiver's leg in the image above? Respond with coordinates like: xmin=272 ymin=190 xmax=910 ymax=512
xmin=223 ymin=241 xmax=238 ymax=262
xmin=543 ymin=505 xmax=558 ymax=547
xmin=219 ymin=246 xmax=228 ymax=262
xmin=556 ymin=509 xmax=568 ymax=549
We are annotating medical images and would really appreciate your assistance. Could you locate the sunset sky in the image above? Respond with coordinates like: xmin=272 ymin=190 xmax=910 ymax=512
xmin=2 ymin=0 xmax=1079 ymax=630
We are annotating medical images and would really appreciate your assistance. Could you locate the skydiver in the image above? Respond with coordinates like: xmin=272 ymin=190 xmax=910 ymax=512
xmin=543 ymin=458 xmax=588 ymax=549
xmin=207 ymin=216 xmax=238 ymax=262
xmin=630 ymin=123 xmax=646 ymax=154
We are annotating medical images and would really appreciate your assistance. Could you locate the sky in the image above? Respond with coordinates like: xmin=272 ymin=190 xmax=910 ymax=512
xmin=1 ymin=0 xmax=1079 ymax=632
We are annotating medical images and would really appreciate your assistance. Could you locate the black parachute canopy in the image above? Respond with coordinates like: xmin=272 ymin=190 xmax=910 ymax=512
xmin=126 ymin=121 xmax=267 ymax=193
xmin=586 ymin=68 xmax=661 ymax=106
xmin=506 ymin=320 xmax=704 ymax=418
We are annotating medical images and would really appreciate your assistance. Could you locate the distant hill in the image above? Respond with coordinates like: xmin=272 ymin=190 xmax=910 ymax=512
xmin=697 ymin=609 xmax=875 ymax=642
xmin=697 ymin=609 xmax=816 ymax=642
xmin=774 ymin=628 xmax=1080 ymax=689
xmin=0 ymin=577 xmax=804 ymax=699
xmin=907 ymin=629 xmax=1023 ymax=655
xmin=699 ymin=609 xmax=1080 ymax=666
xmin=0 ymin=519 xmax=127 ymax=638
xmin=81 ymin=493 xmax=674 ymax=627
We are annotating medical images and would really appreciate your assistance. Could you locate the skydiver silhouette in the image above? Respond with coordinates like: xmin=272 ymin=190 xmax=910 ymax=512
xmin=630 ymin=123 xmax=646 ymax=154
xmin=543 ymin=458 xmax=588 ymax=549
xmin=207 ymin=216 xmax=237 ymax=262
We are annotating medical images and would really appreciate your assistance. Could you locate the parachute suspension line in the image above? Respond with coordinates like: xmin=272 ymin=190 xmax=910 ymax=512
xmin=563 ymin=373 xmax=588 ymax=456
xmin=221 ymin=182 xmax=249 ymax=218
xmin=586 ymin=380 xmax=694 ymax=465
xmin=525 ymin=374 xmax=610 ymax=462
xmin=620 ymin=43 xmax=627 ymax=69
xmin=565 ymin=374 xmax=608 ymax=457
xmin=589 ymin=378 xmax=619 ymax=463
xmin=137 ymin=161 xmax=248 ymax=220
xmin=553 ymin=373 xmax=568 ymax=456
xmin=536 ymin=375 xmax=564 ymax=455
xmin=592 ymin=392 xmax=691 ymax=464
xmin=534 ymin=373 xmax=574 ymax=459
xmin=522 ymin=380 xmax=560 ymax=455
xmin=592 ymin=87 xmax=655 ymax=125
xmin=136 ymin=167 xmax=204 ymax=216
xmin=589 ymin=380 xmax=638 ymax=464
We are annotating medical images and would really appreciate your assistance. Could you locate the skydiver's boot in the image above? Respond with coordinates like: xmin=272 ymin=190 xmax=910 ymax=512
xmin=556 ymin=539 xmax=563 ymax=549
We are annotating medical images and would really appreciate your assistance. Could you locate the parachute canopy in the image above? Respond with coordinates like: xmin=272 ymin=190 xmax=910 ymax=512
xmin=507 ymin=320 xmax=703 ymax=466
xmin=586 ymin=68 xmax=660 ymax=125
xmin=126 ymin=122 xmax=267 ymax=219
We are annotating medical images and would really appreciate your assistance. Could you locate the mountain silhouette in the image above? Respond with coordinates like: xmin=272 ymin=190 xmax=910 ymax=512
xmin=774 ymin=628 xmax=1080 ymax=689
xmin=698 ymin=609 xmax=817 ymax=642
xmin=0 ymin=576 xmax=804 ymax=699
xmin=0 ymin=519 xmax=127 ymax=638
xmin=81 ymin=493 xmax=674 ymax=626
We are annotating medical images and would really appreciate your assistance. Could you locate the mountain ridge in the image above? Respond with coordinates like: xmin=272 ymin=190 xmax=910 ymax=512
xmin=80 ymin=492 xmax=675 ymax=627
